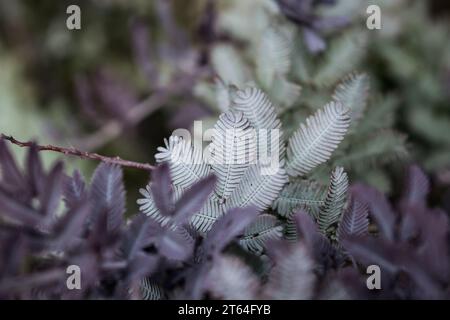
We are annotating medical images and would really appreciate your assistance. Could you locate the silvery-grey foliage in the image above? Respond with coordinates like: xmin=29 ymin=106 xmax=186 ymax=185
xmin=254 ymin=26 xmax=301 ymax=109
xmin=210 ymin=110 xmax=256 ymax=202
xmin=256 ymin=27 xmax=292 ymax=89
xmin=140 ymin=278 xmax=165 ymax=300
xmin=273 ymin=180 xmax=327 ymax=218
xmin=313 ymin=30 xmax=367 ymax=86
xmin=155 ymin=135 xmax=211 ymax=189
xmin=317 ymin=166 xmax=349 ymax=235
xmin=227 ymin=164 xmax=288 ymax=212
xmin=190 ymin=198 xmax=225 ymax=235
xmin=206 ymin=255 xmax=261 ymax=300
xmin=137 ymin=184 xmax=185 ymax=228
xmin=286 ymin=102 xmax=351 ymax=177
xmin=140 ymin=85 xmax=352 ymax=254
xmin=137 ymin=183 xmax=171 ymax=227
xmin=231 ymin=87 xmax=282 ymax=131
xmin=264 ymin=243 xmax=316 ymax=300
xmin=231 ymin=86 xmax=286 ymax=159
xmin=332 ymin=73 xmax=369 ymax=123
xmin=240 ymin=214 xmax=284 ymax=255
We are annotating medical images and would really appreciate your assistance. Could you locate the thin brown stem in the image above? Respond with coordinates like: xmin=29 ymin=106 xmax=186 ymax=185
xmin=1 ymin=135 xmax=155 ymax=171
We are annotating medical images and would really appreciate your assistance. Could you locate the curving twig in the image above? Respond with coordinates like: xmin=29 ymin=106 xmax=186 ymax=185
xmin=1 ymin=134 xmax=155 ymax=171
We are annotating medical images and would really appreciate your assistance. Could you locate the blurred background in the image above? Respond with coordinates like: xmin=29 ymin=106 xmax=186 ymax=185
xmin=0 ymin=0 xmax=449 ymax=212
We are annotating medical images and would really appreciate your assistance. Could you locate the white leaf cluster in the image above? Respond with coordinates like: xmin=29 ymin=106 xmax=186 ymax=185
xmin=139 ymin=85 xmax=351 ymax=252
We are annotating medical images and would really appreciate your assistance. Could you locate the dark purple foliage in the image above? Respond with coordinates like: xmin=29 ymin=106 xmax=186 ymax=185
xmin=342 ymin=165 xmax=450 ymax=299
xmin=337 ymin=196 xmax=369 ymax=241
xmin=0 ymin=140 xmax=264 ymax=299
xmin=201 ymin=206 xmax=259 ymax=260
xmin=169 ymin=102 xmax=212 ymax=131
xmin=147 ymin=163 xmax=217 ymax=261
xmin=93 ymin=69 xmax=139 ymax=121
xmin=131 ymin=18 xmax=158 ymax=87
xmin=2 ymin=137 xmax=449 ymax=300
xmin=275 ymin=0 xmax=349 ymax=53
xmin=350 ymin=183 xmax=396 ymax=241
xmin=294 ymin=211 xmax=342 ymax=273
xmin=89 ymin=163 xmax=126 ymax=232
xmin=63 ymin=170 xmax=87 ymax=210
xmin=75 ymin=69 xmax=139 ymax=127
xmin=150 ymin=162 xmax=174 ymax=216
xmin=281 ymin=166 xmax=450 ymax=300
xmin=0 ymin=140 xmax=157 ymax=298
xmin=172 ymin=175 xmax=217 ymax=225
xmin=74 ymin=75 xmax=103 ymax=126
xmin=184 ymin=206 xmax=260 ymax=299
xmin=401 ymin=165 xmax=430 ymax=207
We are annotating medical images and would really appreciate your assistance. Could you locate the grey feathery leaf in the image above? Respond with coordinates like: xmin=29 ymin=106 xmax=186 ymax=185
xmin=207 ymin=255 xmax=260 ymax=300
xmin=139 ymin=178 xmax=217 ymax=233
xmin=272 ymin=180 xmax=327 ymax=218
xmin=231 ymin=86 xmax=286 ymax=162
xmin=210 ymin=110 xmax=256 ymax=202
xmin=284 ymin=215 xmax=299 ymax=242
xmin=231 ymin=87 xmax=282 ymax=131
xmin=155 ymin=136 xmax=210 ymax=189
xmin=239 ymin=214 xmax=283 ymax=255
xmin=313 ymin=30 xmax=367 ymax=86
xmin=292 ymin=34 xmax=314 ymax=83
xmin=190 ymin=198 xmax=225 ymax=234
xmin=286 ymin=101 xmax=350 ymax=177
xmin=335 ymin=130 xmax=408 ymax=169
xmin=317 ymin=167 xmax=348 ymax=235
xmin=337 ymin=196 xmax=369 ymax=241
xmin=137 ymin=184 xmax=170 ymax=227
xmin=227 ymin=165 xmax=288 ymax=212
xmin=139 ymin=178 xmax=220 ymax=235
xmin=332 ymin=73 xmax=369 ymax=123
xmin=357 ymin=94 xmax=399 ymax=135
xmin=256 ymin=27 xmax=292 ymax=88
xmin=211 ymin=44 xmax=251 ymax=87
xmin=268 ymin=76 xmax=301 ymax=109
xmin=264 ymin=243 xmax=316 ymax=300
xmin=215 ymin=78 xmax=232 ymax=112
xmin=140 ymin=278 xmax=165 ymax=300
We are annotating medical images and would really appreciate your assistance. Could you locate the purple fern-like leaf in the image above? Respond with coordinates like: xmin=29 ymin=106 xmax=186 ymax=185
xmin=90 ymin=163 xmax=126 ymax=233
xmin=337 ymin=196 xmax=369 ymax=241
xmin=351 ymin=183 xmax=396 ymax=241
xmin=172 ymin=174 xmax=216 ymax=225
xmin=150 ymin=163 xmax=173 ymax=216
